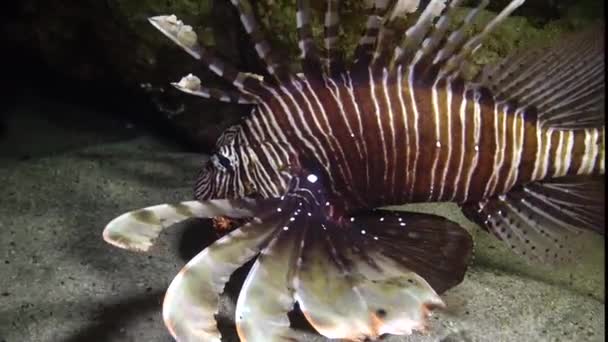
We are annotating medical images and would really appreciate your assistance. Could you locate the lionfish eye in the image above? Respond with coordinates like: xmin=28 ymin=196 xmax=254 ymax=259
xmin=211 ymin=154 xmax=232 ymax=172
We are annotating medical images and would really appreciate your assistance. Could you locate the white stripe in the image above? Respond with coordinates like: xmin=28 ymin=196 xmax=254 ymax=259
xmin=502 ymin=109 xmax=519 ymax=193
xmin=505 ymin=110 xmax=525 ymax=191
xmin=540 ymin=128 xmax=553 ymax=179
xmin=585 ymin=128 xmax=600 ymax=174
xmin=369 ymin=67 xmax=389 ymax=186
xmin=250 ymin=146 xmax=280 ymax=197
xmin=259 ymin=143 xmax=288 ymax=192
xmin=241 ymin=125 xmax=261 ymax=195
xmin=483 ymin=102 xmax=502 ymax=198
xmin=325 ymin=78 xmax=363 ymax=160
xmin=600 ymin=127 xmax=605 ymax=174
xmin=344 ymin=72 xmax=371 ymax=193
xmin=495 ymin=103 xmax=508 ymax=195
xmin=451 ymin=85 xmax=468 ymax=201
xmin=298 ymin=80 xmax=356 ymax=193
xmin=577 ymin=129 xmax=592 ymax=175
xmin=564 ymin=130 xmax=574 ymax=175
xmin=463 ymin=89 xmax=481 ymax=201
xmin=553 ymin=130 xmax=565 ymax=177
xmin=428 ymin=77 xmax=442 ymax=201
xmin=277 ymin=83 xmax=350 ymax=198
xmin=531 ymin=121 xmax=543 ymax=180
xmin=382 ymin=68 xmax=398 ymax=199
xmin=438 ymin=77 xmax=454 ymax=201
xmin=407 ymin=65 xmax=421 ymax=200
xmin=396 ymin=65 xmax=411 ymax=198
xmin=239 ymin=133 xmax=278 ymax=197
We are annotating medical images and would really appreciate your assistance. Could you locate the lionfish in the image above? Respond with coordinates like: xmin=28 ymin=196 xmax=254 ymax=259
xmin=103 ymin=0 xmax=605 ymax=340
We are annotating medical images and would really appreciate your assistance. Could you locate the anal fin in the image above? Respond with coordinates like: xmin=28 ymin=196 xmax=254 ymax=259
xmin=461 ymin=176 xmax=605 ymax=264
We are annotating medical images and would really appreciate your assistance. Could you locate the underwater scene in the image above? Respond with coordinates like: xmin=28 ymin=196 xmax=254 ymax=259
xmin=0 ymin=0 xmax=605 ymax=341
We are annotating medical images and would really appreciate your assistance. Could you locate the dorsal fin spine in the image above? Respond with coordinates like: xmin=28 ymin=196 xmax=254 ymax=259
xmin=324 ymin=0 xmax=343 ymax=75
xmin=353 ymin=1 xmax=393 ymax=67
xmin=296 ymin=0 xmax=324 ymax=78
xmin=147 ymin=15 xmax=268 ymax=97
xmin=432 ymin=0 xmax=489 ymax=74
xmin=229 ymin=0 xmax=292 ymax=84
xmin=440 ymin=0 xmax=526 ymax=77
xmin=395 ymin=0 xmax=447 ymax=66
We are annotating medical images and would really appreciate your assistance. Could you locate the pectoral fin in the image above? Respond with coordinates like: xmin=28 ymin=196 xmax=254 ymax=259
xmin=102 ymin=199 xmax=254 ymax=252
xmin=293 ymin=210 xmax=473 ymax=340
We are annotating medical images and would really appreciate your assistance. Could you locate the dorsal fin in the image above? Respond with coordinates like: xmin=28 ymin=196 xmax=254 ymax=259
xmin=171 ymin=74 xmax=256 ymax=104
xmin=229 ymin=0 xmax=292 ymax=84
xmin=437 ymin=0 xmax=526 ymax=78
xmin=391 ymin=0 xmax=448 ymax=67
xmin=148 ymin=15 xmax=267 ymax=96
xmin=352 ymin=0 xmax=395 ymax=67
xmin=387 ymin=0 xmax=527 ymax=82
xmin=296 ymin=0 xmax=323 ymax=78
xmin=370 ymin=0 xmax=424 ymax=68
xmin=324 ymin=0 xmax=345 ymax=76
xmin=479 ymin=24 xmax=605 ymax=129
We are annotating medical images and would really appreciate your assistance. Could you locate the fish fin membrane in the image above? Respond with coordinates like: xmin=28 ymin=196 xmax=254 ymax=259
xmin=480 ymin=24 xmax=605 ymax=129
xmin=293 ymin=210 xmax=472 ymax=340
xmin=461 ymin=176 xmax=605 ymax=265
xmin=347 ymin=210 xmax=474 ymax=294
xmin=147 ymin=15 xmax=268 ymax=96
xmin=235 ymin=214 xmax=306 ymax=341
xmin=162 ymin=202 xmax=283 ymax=342
xmin=102 ymin=199 xmax=254 ymax=252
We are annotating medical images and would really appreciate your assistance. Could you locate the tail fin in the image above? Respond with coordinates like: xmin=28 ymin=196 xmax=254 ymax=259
xmin=479 ymin=24 xmax=605 ymax=130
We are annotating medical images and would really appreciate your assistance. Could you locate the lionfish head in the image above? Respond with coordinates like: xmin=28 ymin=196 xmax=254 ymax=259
xmin=195 ymin=145 xmax=244 ymax=200
xmin=194 ymin=125 xmax=293 ymax=201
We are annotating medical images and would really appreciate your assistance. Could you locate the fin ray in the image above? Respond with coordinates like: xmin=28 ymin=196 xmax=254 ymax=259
xmin=171 ymin=73 xmax=257 ymax=104
xmin=296 ymin=0 xmax=323 ymax=77
xmin=162 ymin=205 xmax=283 ymax=341
xmin=481 ymin=24 xmax=605 ymax=129
xmin=102 ymin=200 xmax=254 ymax=252
xmin=148 ymin=15 xmax=267 ymax=95
xmin=235 ymin=215 xmax=305 ymax=341
xmin=293 ymin=210 xmax=472 ymax=340
xmin=229 ymin=0 xmax=292 ymax=84
xmin=462 ymin=176 xmax=605 ymax=264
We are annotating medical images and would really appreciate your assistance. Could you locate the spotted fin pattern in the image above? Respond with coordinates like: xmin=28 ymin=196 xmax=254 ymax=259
xmin=462 ymin=176 xmax=604 ymax=264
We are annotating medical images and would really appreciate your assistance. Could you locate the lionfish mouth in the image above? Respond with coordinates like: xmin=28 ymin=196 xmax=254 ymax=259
xmin=103 ymin=176 xmax=472 ymax=341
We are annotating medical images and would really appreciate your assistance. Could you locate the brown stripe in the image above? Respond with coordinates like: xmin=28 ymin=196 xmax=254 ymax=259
xmin=468 ymin=91 xmax=496 ymax=200
xmin=515 ymin=110 xmax=539 ymax=185
xmin=411 ymin=82 xmax=435 ymax=202
xmin=444 ymin=79 xmax=465 ymax=200
xmin=566 ymin=129 xmax=587 ymax=175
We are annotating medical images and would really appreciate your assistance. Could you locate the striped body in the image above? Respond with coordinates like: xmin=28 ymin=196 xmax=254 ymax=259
xmin=107 ymin=4 xmax=605 ymax=342
xmin=230 ymin=67 xmax=605 ymax=212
